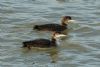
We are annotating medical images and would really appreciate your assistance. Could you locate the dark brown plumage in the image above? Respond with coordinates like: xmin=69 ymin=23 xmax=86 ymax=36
xmin=22 ymin=32 xmax=59 ymax=49
xmin=33 ymin=16 xmax=72 ymax=32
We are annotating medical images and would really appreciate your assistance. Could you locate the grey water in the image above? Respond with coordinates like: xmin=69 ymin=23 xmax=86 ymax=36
xmin=0 ymin=0 xmax=100 ymax=67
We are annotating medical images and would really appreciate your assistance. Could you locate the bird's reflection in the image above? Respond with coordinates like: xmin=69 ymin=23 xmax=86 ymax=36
xmin=21 ymin=47 xmax=59 ymax=63
xmin=47 ymin=47 xmax=59 ymax=63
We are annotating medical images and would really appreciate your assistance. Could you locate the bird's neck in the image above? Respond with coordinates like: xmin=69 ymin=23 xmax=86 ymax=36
xmin=61 ymin=21 xmax=67 ymax=26
xmin=51 ymin=38 xmax=56 ymax=46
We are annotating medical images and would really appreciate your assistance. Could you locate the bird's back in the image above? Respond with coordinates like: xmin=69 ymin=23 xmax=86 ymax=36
xmin=23 ymin=39 xmax=51 ymax=48
xmin=34 ymin=24 xmax=67 ymax=31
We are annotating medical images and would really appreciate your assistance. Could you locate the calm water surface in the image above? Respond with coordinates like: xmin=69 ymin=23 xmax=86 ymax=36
xmin=0 ymin=0 xmax=100 ymax=67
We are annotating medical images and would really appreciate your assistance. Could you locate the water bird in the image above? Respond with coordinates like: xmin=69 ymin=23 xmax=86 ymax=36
xmin=22 ymin=32 xmax=64 ymax=49
xmin=33 ymin=16 xmax=74 ymax=32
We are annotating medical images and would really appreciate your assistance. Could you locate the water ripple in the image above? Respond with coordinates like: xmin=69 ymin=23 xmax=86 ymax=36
xmin=0 ymin=0 xmax=100 ymax=67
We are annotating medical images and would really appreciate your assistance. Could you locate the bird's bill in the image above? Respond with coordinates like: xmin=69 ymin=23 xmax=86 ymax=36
xmin=55 ymin=34 xmax=67 ymax=38
xmin=68 ymin=20 xmax=75 ymax=23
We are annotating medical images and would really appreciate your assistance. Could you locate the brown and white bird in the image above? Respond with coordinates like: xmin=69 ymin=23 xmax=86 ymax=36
xmin=33 ymin=16 xmax=74 ymax=32
xmin=22 ymin=32 xmax=64 ymax=49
